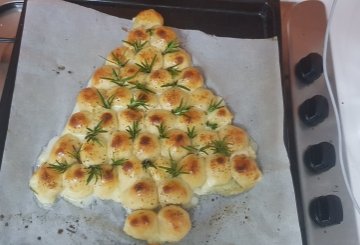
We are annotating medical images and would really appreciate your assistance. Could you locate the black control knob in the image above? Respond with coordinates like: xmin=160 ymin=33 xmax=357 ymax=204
xmin=299 ymin=95 xmax=329 ymax=126
xmin=310 ymin=195 xmax=343 ymax=227
xmin=304 ymin=142 xmax=336 ymax=173
xmin=295 ymin=53 xmax=323 ymax=84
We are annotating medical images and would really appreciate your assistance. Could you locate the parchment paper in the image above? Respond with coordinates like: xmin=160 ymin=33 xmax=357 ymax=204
xmin=0 ymin=0 xmax=302 ymax=244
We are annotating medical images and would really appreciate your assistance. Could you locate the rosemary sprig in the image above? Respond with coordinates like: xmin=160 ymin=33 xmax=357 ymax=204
xmin=171 ymin=99 xmax=192 ymax=116
xmin=207 ymin=99 xmax=224 ymax=113
xmin=160 ymin=81 xmax=190 ymax=91
xmin=182 ymin=145 xmax=210 ymax=155
xmin=130 ymin=82 xmax=155 ymax=94
xmin=159 ymin=154 xmax=188 ymax=178
xmin=162 ymin=40 xmax=180 ymax=55
xmin=136 ymin=55 xmax=157 ymax=73
xmin=208 ymin=138 xmax=232 ymax=157
xmin=97 ymin=89 xmax=115 ymax=109
xmin=111 ymin=158 xmax=128 ymax=167
xmin=67 ymin=146 xmax=82 ymax=163
xmin=122 ymin=40 xmax=148 ymax=53
xmin=127 ymin=97 xmax=149 ymax=110
xmin=142 ymin=159 xmax=157 ymax=170
xmin=186 ymin=126 xmax=197 ymax=139
xmin=166 ymin=65 xmax=181 ymax=78
xmin=146 ymin=28 xmax=154 ymax=36
xmin=86 ymin=165 xmax=102 ymax=184
xmin=101 ymin=68 xmax=136 ymax=87
xmin=47 ymin=160 xmax=72 ymax=173
xmin=99 ymin=53 xmax=128 ymax=67
xmin=206 ymin=121 xmax=218 ymax=130
xmin=126 ymin=121 xmax=141 ymax=141
xmin=85 ymin=121 xmax=108 ymax=145
xmin=156 ymin=123 xmax=169 ymax=139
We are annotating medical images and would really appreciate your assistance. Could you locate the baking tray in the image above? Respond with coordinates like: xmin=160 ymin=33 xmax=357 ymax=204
xmin=0 ymin=0 xmax=280 ymax=167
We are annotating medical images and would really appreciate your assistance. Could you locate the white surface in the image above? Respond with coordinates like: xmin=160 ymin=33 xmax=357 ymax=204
xmin=0 ymin=0 xmax=301 ymax=244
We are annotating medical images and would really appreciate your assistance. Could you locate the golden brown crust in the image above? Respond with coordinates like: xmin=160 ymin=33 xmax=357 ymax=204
xmin=108 ymin=131 xmax=133 ymax=159
xmin=204 ymin=154 xmax=231 ymax=187
xmin=230 ymin=154 xmax=262 ymax=190
xmin=95 ymin=110 xmax=118 ymax=132
xmin=158 ymin=205 xmax=191 ymax=242
xmin=134 ymin=46 xmax=163 ymax=72
xmin=93 ymin=164 xmax=119 ymax=200
xmin=158 ymin=178 xmax=192 ymax=206
xmin=159 ymin=88 xmax=189 ymax=110
xmin=108 ymin=87 xmax=132 ymax=109
xmin=29 ymin=163 xmax=63 ymax=204
xmin=218 ymin=125 xmax=249 ymax=151
xmin=177 ymin=67 xmax=204 ymax=91
xmin=117 ymin=109 xmax=144 ymax=131
xmin=80 ymin=138 xmax=108 ymax=166
xmin=62 ymin=164 xmax=94 ymax=200
xmin=143 ymin=109 xmax=176 ymax=135
xmin=163 ymin=49 xmax=192 ymax=70
xmin=90 ymin=65 xmax=120 ymax=90
xmin=133 ymin=132 xmax=161 ymax=161
xmin=67 ymin=111 xmax=92 ymax=135
xmin=76 ymin=87 xmax=103 ymax=111
xmin=133 ymin=9 xmax=164 ymax=29
xmin=189 ymin=88 xmax=215 ymax=111
xmin=150 ymin=26 xmax=178 ymax=51
xmin=122 ymin=178 xmax=159 ymax=210
xmin=48 ymin=134 xmax=81 ymax=164
xmin=161 ymin=129 xmax=191 ymax=160
xmin=123 ymin=209 xmax=159 ymax=242
xmin=126 ymin=28 xmax=150 ymax=44
xmin=207 ymin=106 xmax=233 ymax=128
xmin=147 ymin=69 xmax=173 ymax=93
xmin=106 ymin=46 xmax=134 ymax=67
xmin=179 ymin=154 xmax=206 ymax=189
xmin=177 ymin=107 xmax=206 ymax=131
xmin=192 ymin=129 xmax=218 ymax=148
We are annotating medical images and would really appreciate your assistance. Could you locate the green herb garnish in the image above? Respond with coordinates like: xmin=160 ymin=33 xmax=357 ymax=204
xmin=156 ymin=123 xmax=169 ymax=139
xmin=159 ymin=153 xmax=188 ymax=178
xmin=47 ymin=160 xmax=72 ymax=173
xmin=101 ymin=68 xmax=136 ymax=87
xmin=130 ymin=82 xmax=155 ymax=94
xmin=186 ymin=126 xmax=197 ymax=139
xmin=122 ymin=40 xmax=148 ymax=53
xmin=160 ymin=81 xmax=190 ymax=91
xmin=206 ymin=121 xmax=218 ymax=130
xmin=142 ymin=159 xmax=157 ymax=170
xmin=171 ymin=99 xmax=192 ymax=116
xmin=136 ymin=55 xmax=157 ymax=73
xmin=99 ymin=53 xmax=128 ymax=67
xmin=162 ymin=40 xmax=180 ymax=55
xmin=166 ymin=65 xmax=181 ymax=78
xmin=182 ymin=145 xmax=210 ymax=155
xmin=126 ymin=121 xmax=141 ymax=141
xmin=67 ymin=146 xmax=82 ymax=163
xmin=208 ymin=138 xmax=232 ymax=157
xmin=111 ymin=158 xmax=128 ymax=167
xmin=97 ymin=89 xmax=115 ymax=109
xmin=146 ymin=28 xmax=154 ymax=36
xmin=86 ymin=165 xmax=102 ymax=184
xmin=85 ymin=121 xmax=108 ymax=145
xmin=127 ymin=97 xmax=149 ymax=110
xmin=207 ymin=99 xmax=224 ymax=113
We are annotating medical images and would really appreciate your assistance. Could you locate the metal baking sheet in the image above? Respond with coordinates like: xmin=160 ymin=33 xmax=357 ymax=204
xmin=0 ymin=0 xmax=301 ymax=244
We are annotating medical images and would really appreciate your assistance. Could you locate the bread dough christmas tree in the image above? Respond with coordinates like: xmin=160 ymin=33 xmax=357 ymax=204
xmin=29 ymin=9 xmax=262 ymax=244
